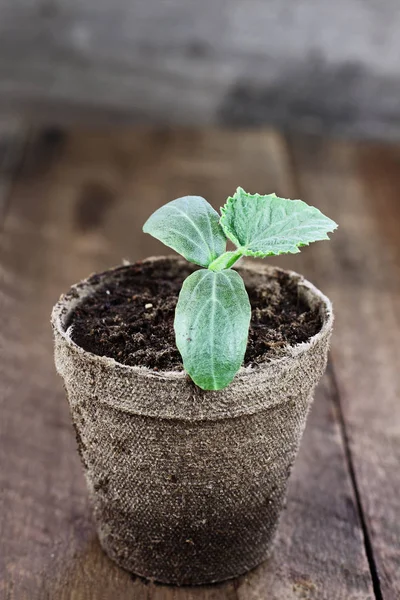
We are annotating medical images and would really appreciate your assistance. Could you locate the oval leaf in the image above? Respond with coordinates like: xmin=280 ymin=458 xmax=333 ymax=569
xmin=174 ymin=269 xmax=251 ymax=390
xmin=143 ymin=196 xmax=226 ymax=267
xmin=220 ymin=187 xmax=338 ymax=257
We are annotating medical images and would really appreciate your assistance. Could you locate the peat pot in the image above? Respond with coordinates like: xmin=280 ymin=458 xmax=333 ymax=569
xmin=51 ymin=256 xmax=333 ymax=585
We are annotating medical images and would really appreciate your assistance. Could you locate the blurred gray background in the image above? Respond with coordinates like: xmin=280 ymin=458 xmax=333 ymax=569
xmin=1 ymin=0 xmax=400 ymax=138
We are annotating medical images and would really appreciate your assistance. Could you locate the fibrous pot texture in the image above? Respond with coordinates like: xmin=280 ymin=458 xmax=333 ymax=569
xmin=52 ymin=256 xmax=333 ymax=585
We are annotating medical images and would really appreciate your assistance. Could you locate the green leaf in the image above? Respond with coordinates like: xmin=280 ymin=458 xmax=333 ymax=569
xmin=143 ymin=196 xmax=226 ymax=267
xmin=174 ymin=269 xmax=251 ymax=390
xmin=220 ymin=187 xmax=338 ymax=257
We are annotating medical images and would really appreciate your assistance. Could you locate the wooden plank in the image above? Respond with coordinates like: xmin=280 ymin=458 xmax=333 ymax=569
xmin=288 ymin=134 xmax=400 ymax=599
xmin=0 ymin=128 xmax=373 ymax=599
xmin=1 ymin=2 xmax=400 ymax=138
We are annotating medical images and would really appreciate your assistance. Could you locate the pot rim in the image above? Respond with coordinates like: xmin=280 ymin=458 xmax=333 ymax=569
xmin=51 ymin=255 xmax=333 ymax=384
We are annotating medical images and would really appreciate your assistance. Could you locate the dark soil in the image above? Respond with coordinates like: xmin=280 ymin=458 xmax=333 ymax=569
xmin=69 ymin=261 xmax=322 ymax=370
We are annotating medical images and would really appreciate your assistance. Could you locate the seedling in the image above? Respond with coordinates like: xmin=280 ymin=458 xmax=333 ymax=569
xmin=143 ymin=187 xmax=337 ymax=391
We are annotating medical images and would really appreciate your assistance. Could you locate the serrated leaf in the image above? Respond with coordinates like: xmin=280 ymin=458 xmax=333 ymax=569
xmin=174 ymin=269 xmax=251 ymax=390
xmin=143 ymin=196 xmax=226 ymax=267
xmin=220 ymin=187 xmax=338 ymax=257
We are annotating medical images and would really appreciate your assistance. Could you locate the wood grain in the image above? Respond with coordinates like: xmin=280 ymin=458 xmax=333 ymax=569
xmin=288 ymin=134 xmax=400 ymax=599
xmin=0 ymin=128 xmax=374 ymax=599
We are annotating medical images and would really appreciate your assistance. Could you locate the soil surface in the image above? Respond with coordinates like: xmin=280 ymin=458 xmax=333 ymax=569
xmin=70 ymin=261 xmax=322 ymax=370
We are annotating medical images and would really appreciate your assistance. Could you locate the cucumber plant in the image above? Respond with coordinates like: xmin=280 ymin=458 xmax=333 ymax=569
xmin=143 ymin=187 xmax=337 ymax=391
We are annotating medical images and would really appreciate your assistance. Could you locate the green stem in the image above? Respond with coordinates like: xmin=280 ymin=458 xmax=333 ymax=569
xmin=208 ymin=248 xmax=244 ymax=271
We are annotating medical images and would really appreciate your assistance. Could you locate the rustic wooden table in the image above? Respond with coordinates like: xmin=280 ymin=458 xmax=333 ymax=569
xmin=1 ymin=125 xmax=399 ymax=600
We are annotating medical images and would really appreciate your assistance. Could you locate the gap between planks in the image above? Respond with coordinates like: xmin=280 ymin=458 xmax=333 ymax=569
xmin=285 ymin=132 xmax=400 ymax=600
xmin=284 ymin=133 xmax=383 ymax=600
xmin=328 ymin=361 xmax=383 ymax=600
xmin=283 ymin=133 xmax=383 ymax=598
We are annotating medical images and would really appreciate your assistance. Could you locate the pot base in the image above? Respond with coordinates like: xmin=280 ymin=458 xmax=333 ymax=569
xmin=97 ymin=524 xmax=276 ymax=586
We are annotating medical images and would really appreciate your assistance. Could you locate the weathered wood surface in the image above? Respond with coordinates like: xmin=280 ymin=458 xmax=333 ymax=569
xmin=288 ymin=136 xmax=400 ymax=600
xmin=1 ymin=2 xmax=400 ymax=138
xmin=1 ymin=127 xmax=398 ymax=599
